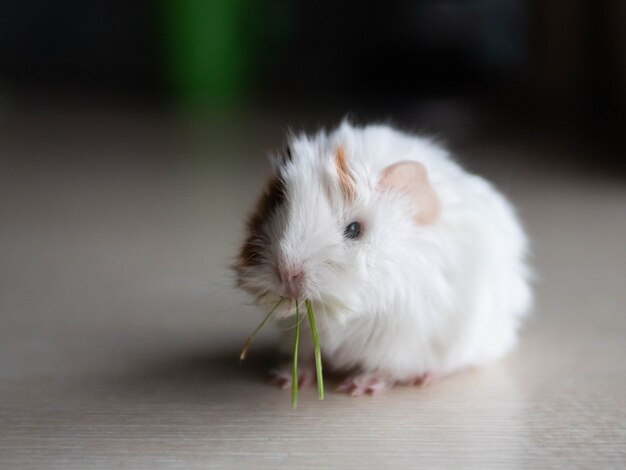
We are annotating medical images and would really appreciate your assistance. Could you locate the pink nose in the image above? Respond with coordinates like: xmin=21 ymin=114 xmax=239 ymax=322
xmin=279 ymin=269 xmax=305 ymax=299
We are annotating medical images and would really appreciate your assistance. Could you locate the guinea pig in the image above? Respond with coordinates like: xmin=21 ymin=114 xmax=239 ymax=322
xmin=234 ymin=121 xmax=532 ymax=396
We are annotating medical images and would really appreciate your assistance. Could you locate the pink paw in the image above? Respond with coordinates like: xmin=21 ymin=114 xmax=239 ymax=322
xmin=408 ymin=372 xmax=438 ymax=387
xmin=269 ymin=365 xmax=315 ymax=390
xmin=337 ymin=373 xmax=393 ymax=397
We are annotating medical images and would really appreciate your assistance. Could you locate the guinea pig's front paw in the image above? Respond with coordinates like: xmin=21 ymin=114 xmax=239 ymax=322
xmin=268 ymin=363 xmax=315 ymax=390
xmin=336 ymin=373 xmax=393 ymax=397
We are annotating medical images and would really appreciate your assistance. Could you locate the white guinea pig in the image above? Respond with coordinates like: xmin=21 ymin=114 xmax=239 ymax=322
xmin=234 ymin=121 xmax=532 ymax=396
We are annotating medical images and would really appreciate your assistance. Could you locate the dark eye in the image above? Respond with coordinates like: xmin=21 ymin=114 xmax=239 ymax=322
xmin=343 ymin=221 xmax=361 ymax=240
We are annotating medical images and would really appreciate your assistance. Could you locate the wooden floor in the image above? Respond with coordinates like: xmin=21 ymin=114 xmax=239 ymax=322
xmin=1 ymin=109 xmax=625 ymax=468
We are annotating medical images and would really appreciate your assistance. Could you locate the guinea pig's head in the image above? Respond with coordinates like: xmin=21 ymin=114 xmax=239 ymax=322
xmin=234 ymin=125 xmax=440 ymax=319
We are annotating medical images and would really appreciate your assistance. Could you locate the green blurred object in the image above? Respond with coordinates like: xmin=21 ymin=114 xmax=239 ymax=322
xmin=161 ymin=0 xmax=249 ymax=108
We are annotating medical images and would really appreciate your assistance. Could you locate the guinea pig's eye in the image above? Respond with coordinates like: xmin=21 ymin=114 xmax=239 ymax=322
xmin=343 ymin=221 xmax=361 ymax=240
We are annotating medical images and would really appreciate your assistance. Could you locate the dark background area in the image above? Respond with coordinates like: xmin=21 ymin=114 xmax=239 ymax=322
xmin=0 ymin=0 xmax=624 ymax=163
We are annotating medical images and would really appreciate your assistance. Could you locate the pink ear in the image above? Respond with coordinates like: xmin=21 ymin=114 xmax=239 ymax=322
xmin=379 ymin=161 xmax=440 ymax=225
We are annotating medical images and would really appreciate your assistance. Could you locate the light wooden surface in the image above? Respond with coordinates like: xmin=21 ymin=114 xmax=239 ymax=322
xmin=1 ymin=110 xmax=625 ymax=468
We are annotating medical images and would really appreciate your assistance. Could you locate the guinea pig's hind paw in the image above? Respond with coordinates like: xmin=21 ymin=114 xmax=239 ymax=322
xmin=408 ymin=372 xmax=437 ymax=387
xmin=336 ymin=373 xmax=392 ymax=397
xmin=268 ymin=364 xmax=315 ymax=390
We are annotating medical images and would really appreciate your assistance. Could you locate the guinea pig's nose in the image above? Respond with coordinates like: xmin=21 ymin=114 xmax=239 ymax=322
xmin=279 ymin=269 xmax=305 ymax=299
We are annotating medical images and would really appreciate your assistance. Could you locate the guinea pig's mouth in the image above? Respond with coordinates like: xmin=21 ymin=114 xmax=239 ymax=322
xmin=269 ymin=297 xmax=314 ymax=319
xmin=255 ymin=294 xmax=347 ymax=322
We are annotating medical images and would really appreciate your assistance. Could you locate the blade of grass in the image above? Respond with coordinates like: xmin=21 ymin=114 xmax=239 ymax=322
xmin=292 ymin=301 xmax=301 ymax=408
xmin=306 ymin=299 xmax=324 ymax=400
xmin=239 ymin=298 xmax=283 ymax=363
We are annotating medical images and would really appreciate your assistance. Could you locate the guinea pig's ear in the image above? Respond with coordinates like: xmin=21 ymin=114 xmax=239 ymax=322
xmin=378 ymin=161 xmax=440 ymax=225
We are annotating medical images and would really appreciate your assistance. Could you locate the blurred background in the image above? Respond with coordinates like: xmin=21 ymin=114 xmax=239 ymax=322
xmin=1 ymin=2 xmax=625 ymax=467
xmin=1 ymin=0 xmax=624 ymax=148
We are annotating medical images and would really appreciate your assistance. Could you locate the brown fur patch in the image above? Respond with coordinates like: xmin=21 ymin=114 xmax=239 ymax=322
xmin=335 ymin=146 xmax=355 ymax=200
xmin=236 ymin=175 xmax=286 ymax=269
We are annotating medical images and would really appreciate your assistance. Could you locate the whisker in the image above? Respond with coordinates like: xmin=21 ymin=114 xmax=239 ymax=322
xmin=320 ymin=301 xmax=330 ymax=331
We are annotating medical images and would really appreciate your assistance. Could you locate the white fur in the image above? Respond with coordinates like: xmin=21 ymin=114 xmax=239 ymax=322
xmin=236 ymin=122 xmax=532 ymax=383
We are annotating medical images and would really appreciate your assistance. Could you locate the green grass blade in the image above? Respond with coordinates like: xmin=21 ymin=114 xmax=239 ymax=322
xmin=239 ymin=298 xmax=283 ymax=363
xmin=292 ymin=301 xmax=301 ymax=408
xmin=306 ymin=300 xmax=324 ymax=400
